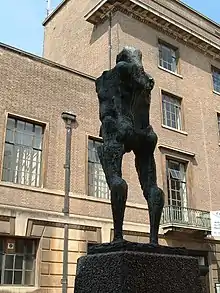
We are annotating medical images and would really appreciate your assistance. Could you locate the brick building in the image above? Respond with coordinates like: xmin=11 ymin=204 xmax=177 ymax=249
xmin=0 ymin=0 xmax=220 ymax=292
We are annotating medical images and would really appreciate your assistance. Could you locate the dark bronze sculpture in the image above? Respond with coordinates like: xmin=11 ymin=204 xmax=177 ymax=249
xmin=95 ymin=47 xmax=164 ymax=245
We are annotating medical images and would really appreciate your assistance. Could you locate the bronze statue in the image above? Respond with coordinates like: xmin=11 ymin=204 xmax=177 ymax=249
xmin=96 ymin=47 xmax=164 ymax=245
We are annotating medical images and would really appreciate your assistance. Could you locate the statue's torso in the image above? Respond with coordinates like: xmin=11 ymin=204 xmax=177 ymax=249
xmin=96 ymin=61 xmax=155 ymax=150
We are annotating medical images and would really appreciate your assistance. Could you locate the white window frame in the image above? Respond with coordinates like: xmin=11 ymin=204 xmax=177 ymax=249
xmin=166 ymin=159 xmax=188 ymax=222
xmin=217 ymin=113 xmax=220 ymax=138
xmin=2 ymin=117 xmax=44 ymax=187
xmin=159 ymin=41 xmax=178 ymax=73
xmin=212 ymin=66 xmax=220 ymax=93
xmin=0 ymin=238 xmax=36 ymax=286
xmin=88 ymin=138 xmax=110 ymax=200
xmin=162 ymin=93 xmax=182 ymax=130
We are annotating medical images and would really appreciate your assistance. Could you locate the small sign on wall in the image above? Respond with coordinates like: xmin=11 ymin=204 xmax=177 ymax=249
xmin=210 ymin=211 xmax=220 ymax=237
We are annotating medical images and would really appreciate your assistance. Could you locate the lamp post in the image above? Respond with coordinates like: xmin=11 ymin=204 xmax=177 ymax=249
xmin=61 ymin=111 xmax=76 ymax=293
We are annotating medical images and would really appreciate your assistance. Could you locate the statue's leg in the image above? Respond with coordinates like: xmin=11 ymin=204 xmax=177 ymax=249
xmin=135 ymin=152 xmax=164 ymax=245
xmin=98 ymin=141 xmax=127 ymax=242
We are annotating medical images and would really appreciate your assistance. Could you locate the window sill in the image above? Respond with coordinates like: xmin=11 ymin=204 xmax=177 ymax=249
xmin=0 ymin=181 xmax=64 ymax=196
xmin=72 ymin=193 xmax=148 ymax=210
xmin=158 ymin=65 xmax=183 ymax=79
xmin=161 ymin=124 xmax=188 ymax=136
xmin=213 ymin=90 xmax=220 ymax=96
xmin=0 ymin=286 xmax=38 ymax=292
xmin=0 ymin=183 xmax=148 ymax=211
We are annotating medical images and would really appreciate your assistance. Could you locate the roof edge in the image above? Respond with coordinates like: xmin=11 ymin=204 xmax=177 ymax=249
xmin=43 ymin=0 xmax=220 ymax=31
xmin=0 ymin=42 xmax=96 ymax=81
xmin=85 ymin=0 xmax=220 ymax=30
xmin=42 ymin=0 xmax=69 ymax=26
xmin=84 ymin=0 xmax=108 ymax=21
xmin=177 ymin=0 xmax=220 ymax=30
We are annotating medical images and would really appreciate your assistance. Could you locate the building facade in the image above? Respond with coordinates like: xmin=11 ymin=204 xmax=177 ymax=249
xmin=0 ymin=0 xmax=220 ymax=292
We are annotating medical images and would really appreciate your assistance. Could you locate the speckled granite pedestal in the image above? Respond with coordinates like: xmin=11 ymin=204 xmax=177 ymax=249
xmin=74 ymin=242 xmax=202 ymax=293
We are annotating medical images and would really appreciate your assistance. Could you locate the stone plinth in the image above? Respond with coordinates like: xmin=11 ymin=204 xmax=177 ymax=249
xmin=74 ymin=242 xmax=202 ymax=293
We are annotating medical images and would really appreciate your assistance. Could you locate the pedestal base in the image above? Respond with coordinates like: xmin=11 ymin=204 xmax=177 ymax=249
xmin=74 ymin=247 xmax=202 ymax=293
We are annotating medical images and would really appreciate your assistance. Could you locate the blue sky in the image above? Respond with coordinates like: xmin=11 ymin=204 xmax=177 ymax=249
xmin=0 ymin=0 xmax=219 ymax=56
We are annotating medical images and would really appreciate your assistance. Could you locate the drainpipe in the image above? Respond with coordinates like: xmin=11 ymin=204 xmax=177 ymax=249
xmin=108 ymin=12 xmax=112 ymax=69
xmin=61 ymin=111 xmax=76 ymax=293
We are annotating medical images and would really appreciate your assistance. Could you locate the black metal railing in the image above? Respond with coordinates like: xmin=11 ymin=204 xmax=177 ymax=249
xmin=161 ymin=206 xmax=211 ymax=231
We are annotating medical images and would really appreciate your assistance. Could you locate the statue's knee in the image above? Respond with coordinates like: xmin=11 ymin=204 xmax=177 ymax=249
xmin=151 ymin=187 xmax=164 ymax=206
xmin=145 ymin=186 xmax=164 ymax=206
xmin=111 ymin=178 xmax=128 ymax=193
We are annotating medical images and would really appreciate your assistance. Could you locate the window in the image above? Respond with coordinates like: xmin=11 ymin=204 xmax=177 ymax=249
xmin=88 ymin=138 xmax=110 ymax=199
xmin=212 ymin=67 xmax=220 ymax=93
xmin=2 ymin=117 xmax=44 ymax=187
xmin=166 ymin=159 xmax=187 ymax=208
xmin=0 ymin=238 xmax=36 ymax=286
xmin=159 ymin=41 xmax=178 ymax=72
xmin=217 ymin=114 xmax=220 ymax=138
xmin=162 ymin=93 xmax=182 ymax=130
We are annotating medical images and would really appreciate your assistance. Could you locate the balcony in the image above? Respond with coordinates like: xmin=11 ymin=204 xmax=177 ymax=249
xmin=161 ymin=206 xmax=211 ymax=234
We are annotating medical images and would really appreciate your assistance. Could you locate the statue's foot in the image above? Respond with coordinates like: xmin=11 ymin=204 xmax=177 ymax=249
xmin=149 ymin=238 xmax=160 ymax=247
xmin=112 ymin=236 xmax=127 ymax=244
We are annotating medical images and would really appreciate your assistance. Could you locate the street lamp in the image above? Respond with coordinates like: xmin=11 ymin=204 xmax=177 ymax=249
xmin=61 ymin=111 xmax=76 ymax=293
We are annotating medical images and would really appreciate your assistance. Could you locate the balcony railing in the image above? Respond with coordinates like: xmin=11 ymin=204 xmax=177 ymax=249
xmin=161 ymin=206 xmax=211 ymax=231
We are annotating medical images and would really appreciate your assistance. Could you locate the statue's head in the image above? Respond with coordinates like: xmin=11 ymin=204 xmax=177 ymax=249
xmin=116 ymin=47 xmax=142 ymax=66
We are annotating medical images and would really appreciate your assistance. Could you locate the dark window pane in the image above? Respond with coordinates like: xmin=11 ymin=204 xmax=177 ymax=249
xmin=26 ymin=240 xmax=34 ymax=254
xmin=176 ymin=192 xmax=181 ymax=201
xmin=169 ymin=161 xmax=180 ymax=171
xmin=171 ymin=190 xmax=176 ymax=201
xmin=6 ymin=129 xmax=14 ymax=143
xmin=17 ymin=121 xmax=25 ymax=131
xmin=0 ymin=253 xmax=3 ymax=281
xmin=25 ymin=123 xmax=33 ymax=134
xmin=33 ymin=137 xmax=42 ymax=149
xmin=171 ymin=180 xmax=176 ymax=189
xmin=172 ymin=200 xmax=177 ymax=206
xmin=15 ymin=131 xmax=23 ymax=145
xmin=14 ymin=271 xmax=22 ymax=284
xmin=176 ymin=181 xmax=180 ymax=190
xmin=35 ymin=125 xmax=43 ymax=136
xmin=5 ymin=255 xmax=14 ymax=269
xmin=7 ymin=118 xmax=15 ymax=130
xmin=25 ymin=271 xmax=34 ymax=285
xmin=16 ymin=239 xmax=24 ymax=253
xmin=15 ymin=255 xmax=23 ymax=269
xmin=2 ymin=143 xmax=14 ymax=182
xmin=177 ymin=200 xmax=182 ymax=206
xmin=22 ymin=133 xmax=33 ymax=147
xmin=3 ymin=143 xmax=13 ymax=169
xmin=25 ymin=256 xmax=33 ymax=270
xmin=0 ymin=239 xmax=4 ymax=252
xmin=4 ymin=270 xmax=13 ymax=284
